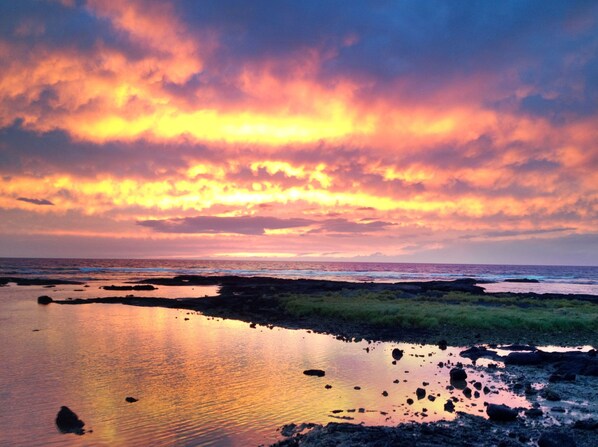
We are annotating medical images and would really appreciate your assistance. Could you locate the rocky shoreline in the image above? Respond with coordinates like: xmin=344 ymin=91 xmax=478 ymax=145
xmin=24 ymin=275 xmax=598 ymax=446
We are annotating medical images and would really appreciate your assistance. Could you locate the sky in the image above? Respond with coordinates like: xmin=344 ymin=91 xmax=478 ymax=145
xmin=0 ymin=0 xmax=597 ymax=265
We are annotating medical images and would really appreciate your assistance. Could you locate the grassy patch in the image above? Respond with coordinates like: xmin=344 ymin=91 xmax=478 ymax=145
xmin=278 ymin=291 xmax=598 ymax=338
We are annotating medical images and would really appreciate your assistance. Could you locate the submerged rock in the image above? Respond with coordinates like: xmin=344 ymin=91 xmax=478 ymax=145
xmin=303 ymin=369 xmax=325 ymax=377
xmin=55 ymin=406 xmax=85 ymax=435
xmin=486 ymin=403 xmax=518 ymax=421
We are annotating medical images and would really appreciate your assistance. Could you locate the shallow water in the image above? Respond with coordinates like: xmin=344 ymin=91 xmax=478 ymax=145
xmin=0 ymin=283 xmax=561 ymax=446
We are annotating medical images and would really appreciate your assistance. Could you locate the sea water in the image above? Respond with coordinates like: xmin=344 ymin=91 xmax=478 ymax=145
xmin=1 ymin=259 xmax=596 ymax=446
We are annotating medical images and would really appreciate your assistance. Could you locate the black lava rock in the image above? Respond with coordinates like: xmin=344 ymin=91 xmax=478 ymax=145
xmin=504 ymin=352 xmax=542 ymax=365
xmin=444 ymin=400 xmax=455 ymax=412
xmin=449 ymin=367 xmax=467 ymax=381
xmin=538 ymin=430 xmax=576 ymax=447
xmin=303 ymin=369 xmax=325 ymax=377
xmin=486 ymin=403 xmax=518 ymax=422
xmin=55 ymin=406 xmax=85 ymax=434
xmin=416 ymin=388 xmax=426 ymax=399
xmin=392 ymin=348 xmax=404 ymax=360
xmin=37 ymin=295 xmax=53 ymax=305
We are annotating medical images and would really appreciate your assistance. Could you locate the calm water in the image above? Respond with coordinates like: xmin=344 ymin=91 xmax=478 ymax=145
xmin=1 ymin=259 xmax=596 ymax=446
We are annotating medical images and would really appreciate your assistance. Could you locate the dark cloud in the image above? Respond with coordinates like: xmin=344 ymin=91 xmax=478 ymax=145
xmin=465 ymin=227 xmax=575 ymax=239
xmin=138 ymin=216 xmax=314 ymax=235
xmin=170 ymin=0 xmax=598 ymax=107
xmin=312 ymin=218 xmax=393 ymax=234
xmin=16 ymin=197 xmax=54 ymax=206
xmin=138 ymin=215 xmax=394 ymax=236
xmin=0 ymin=1 xmax=149 ymax=59
xmin=0 ymin=122 xmax=206 ymax=178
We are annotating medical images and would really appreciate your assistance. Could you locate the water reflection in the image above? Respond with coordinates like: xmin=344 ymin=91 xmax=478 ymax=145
xmin=1 ymin=284 xmax=537 ymax=446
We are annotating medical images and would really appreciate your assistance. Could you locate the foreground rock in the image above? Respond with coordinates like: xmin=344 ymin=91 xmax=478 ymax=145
xmin=55 ymin=406 xmax=85 ymax=435
xmin=37 ymin=295 xmax=53 ymax=304
xmin=486 ymin=403 xmax=518 ymax=421
xmin=272 ymin=414 xmax=598 ymax=447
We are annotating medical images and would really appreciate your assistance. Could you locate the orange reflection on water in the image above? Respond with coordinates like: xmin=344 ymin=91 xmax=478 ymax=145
xmin=1 ymin=285 xmax=534 ymax=446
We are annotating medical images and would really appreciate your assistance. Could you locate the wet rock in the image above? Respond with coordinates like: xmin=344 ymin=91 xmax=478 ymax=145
xmin=325 ymin=384 xmax=332 ymax=389
xmin=438 ymin=339 xmax=448 ymax=350
xmin=392 ymin=348 xmax=404 ymax=360
xmin=525 ymin=408 xmax=543 ymax=418
xmin=407 ymin=398 xmax=414 ymax=405
xmin=125 ymin=396 xmax=138 ymax=403
xmin=473 ymin=381 xmax=482 ymax=390
xmin=486 ymin=403 xmax=518 ymax=422
xmin=415 ymin=388 xmax=426 ymax=399
xmin=37 ymin=295 xmax=53 ymax=305
xmin=504 ymin=351 xmax=542 ymax=365
xmin=55 ymin=406 xmax=85 ymax=434
xmin=382 ymin=391 xmax=388 ymax=397
xmin=427 ymin=395 xmax=436 ymax=402
xmin=444 ymin=400 xmax=455 ymax=412
xmin=573 ymin=418 xmax=598 ymax=430
xmin=463 ymin=387 xmax=472 ymax=398
xmin=549 ymin=373 xmax=576 ymax=383
xmin=538 ymin=430 xmax=576 ymax=447
xmin=449 ymin=367 xmax=467 ymax=381
xmin=281 ymin=423 xmax=297 ymax=437
xmin=542 ymin=388 xmax=561 ymax=401
xmin=303 ymin=369 xmax=325 ymax=377
xmin=460 ymin=346 xmax=496 ymax=361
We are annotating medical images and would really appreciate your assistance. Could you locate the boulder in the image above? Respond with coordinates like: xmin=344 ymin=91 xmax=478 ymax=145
xmin=486 ymin=403 xmax=518 ymax=422
xmin=444 ymin=400 xmax=455 ymax=412
xmin=449 ymin=367 xmax=467 ymax=381
xmin=37 ymin=295 xmax=53 ymax=305
xmin=541 ymin=388 xmax=561 ymax=401
xmin=416 ymin=388 xmax=426 ymax=399
xmin=392 ymin=348 xmax=404 ymax=360
xmin=55 ymin=406 xmax=85 ymax=434
xmin=303 ymin=369 xmax=325 ymax=377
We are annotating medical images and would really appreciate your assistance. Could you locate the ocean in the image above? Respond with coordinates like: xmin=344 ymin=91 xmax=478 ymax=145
xmin=1 ymin=258 xmax=596 ymax=446
xmin=1 ymin=258 xmax=597 ymax=295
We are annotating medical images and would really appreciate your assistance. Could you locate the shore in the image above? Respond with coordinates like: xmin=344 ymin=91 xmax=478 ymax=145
xmin=24 ymin=275 xmax=598 ymax=446
xmin=38 ymin=274 xmax=598 ymax=346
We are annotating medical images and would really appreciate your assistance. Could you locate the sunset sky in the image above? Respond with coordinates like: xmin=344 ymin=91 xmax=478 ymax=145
xmin=0 ymin=0 xmax=597 ymax=264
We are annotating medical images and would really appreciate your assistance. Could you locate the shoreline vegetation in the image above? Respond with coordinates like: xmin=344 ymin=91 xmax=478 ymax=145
xmin=23 ymin=274 xmax=598 ymax=346
xmin=8 ymin=275 xmax=598 ymax=446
